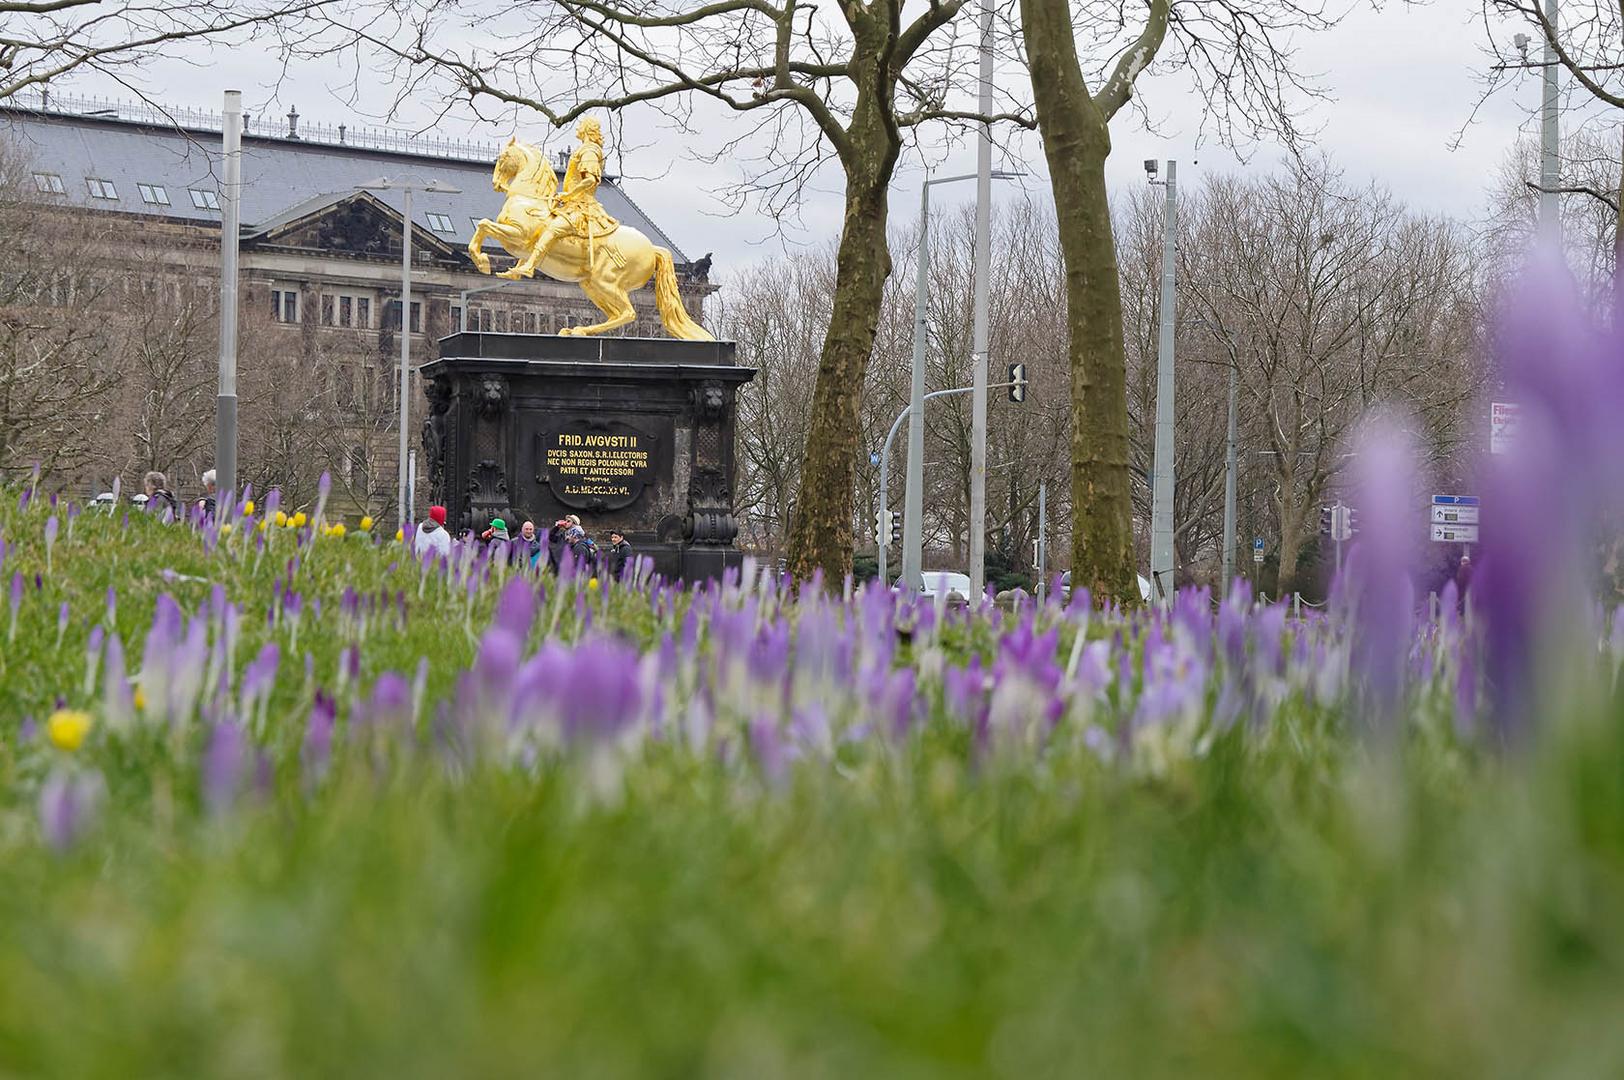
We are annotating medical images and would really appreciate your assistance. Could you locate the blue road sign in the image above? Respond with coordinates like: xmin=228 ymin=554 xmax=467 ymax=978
xmin=1253 ymin=538 xmax=1265 ymax=551
xmin=1432 ymin=495 xmax=1480 ymax=506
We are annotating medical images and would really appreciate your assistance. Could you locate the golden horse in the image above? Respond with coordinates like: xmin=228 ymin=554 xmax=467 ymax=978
xmin=467 ymin=139 xmax=713 ymax=341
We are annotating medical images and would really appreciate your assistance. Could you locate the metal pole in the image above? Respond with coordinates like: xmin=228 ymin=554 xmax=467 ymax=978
xmin=215 ymin=89 xmax=242 ymax=504
xmin=398 ymin=185 xmax=413 ymax=532
xmin=1539 ymin=0 xmax=1561 ymax=244
xmin=902 ymin=180 xmax=931 ymax=593
xmin=1149 ymin=161 xmax=1177 ymax=604
xmin=1037 ymin=480 xmax=1047 ymax=601
xmin=1221 ymin=357 xmax=1238 ymax=588
xmin=968 ymin=0 xmax=993 ymax=604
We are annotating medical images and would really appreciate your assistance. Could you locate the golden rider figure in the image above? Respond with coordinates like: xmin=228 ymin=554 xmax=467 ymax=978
xmin=506 ymin=117 xmax=619 ymax=279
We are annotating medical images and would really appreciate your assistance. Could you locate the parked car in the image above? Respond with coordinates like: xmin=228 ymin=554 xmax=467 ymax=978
xmin=894 ymin=571 xmax=973 ymax=602
xmin=1059 ymin=570 xmax=1152 ymax=603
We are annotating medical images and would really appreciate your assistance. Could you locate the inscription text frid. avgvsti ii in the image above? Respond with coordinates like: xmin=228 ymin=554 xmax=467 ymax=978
xmin=545 ymin=431 xmax=652 ymax=500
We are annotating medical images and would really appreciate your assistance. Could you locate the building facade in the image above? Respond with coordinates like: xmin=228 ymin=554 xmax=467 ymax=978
xmin=0 ymin=93 xmax=715 ymax=515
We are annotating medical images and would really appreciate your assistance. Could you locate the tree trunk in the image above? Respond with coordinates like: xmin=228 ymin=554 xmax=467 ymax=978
xmin=784 ymin=114 xmax=897 ymax=585
xmin=1275 ymin=484 xmax=1309 ymax=596
xmin=1019 ymin=0 xmax=1139 ymax=603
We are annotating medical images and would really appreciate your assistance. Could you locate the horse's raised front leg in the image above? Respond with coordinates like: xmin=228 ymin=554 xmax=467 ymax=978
xmin=467 ymin=221 xmax=495 ymax=275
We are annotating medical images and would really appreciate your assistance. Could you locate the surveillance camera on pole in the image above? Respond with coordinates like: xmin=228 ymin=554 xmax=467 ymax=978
xmin=1143 ymin=159 xmax=1158 ymax=178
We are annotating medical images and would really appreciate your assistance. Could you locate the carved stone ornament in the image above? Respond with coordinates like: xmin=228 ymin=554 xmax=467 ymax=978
xmin=683 ymin=464 xmax=738 ymax=546
xmin=690 ymin=380 xmax=728 ymax=424
xmin=475 ymin=376 xmax=509 ymax=419
xmin=463 ymin=458 xmax=511 ymax=532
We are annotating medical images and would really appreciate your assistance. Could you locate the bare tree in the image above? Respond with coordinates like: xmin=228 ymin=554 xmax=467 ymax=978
xmin=724 ymin=197 xmax=1072 ymax=581
xmin=1 ymin=0 xmax=336 ymax=102
xmin=0 ymin=141 xmax=118 ymax=483
xmin=1485 ymin=131 xmax=1620 ymax=303
xmin=115 ymin=274 xmax=217 ymax=482
xmin=1178 ymin=163 xmax=1484 ymax=593
xmin=1017 ymin=0 xmax=1340 ymax=602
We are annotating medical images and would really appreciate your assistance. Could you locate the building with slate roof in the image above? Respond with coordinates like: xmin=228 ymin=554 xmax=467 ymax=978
xmin=0 ymin=92 xmax=715 ymax=514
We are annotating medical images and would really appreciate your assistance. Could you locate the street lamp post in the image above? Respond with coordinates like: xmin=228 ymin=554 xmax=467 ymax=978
xmin=356 ymin=175 xmax=462 ymax=533
xmin=1513 ymin=0 xmax=1562 ymax=245
xmin=902 ymin=168 xmax=1021 ymax=594
xmin=215 ymin=89 xmax=243 ymax=505
xmin=1540 ymin=0 xmax=1561 ymax=244
xmin=1146 ymin=159 xmax=1178 ymax=605
xmin=969 ymin=0 xmax=995 ymax=604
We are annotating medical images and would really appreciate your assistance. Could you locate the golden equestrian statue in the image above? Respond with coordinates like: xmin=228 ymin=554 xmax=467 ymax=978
xmin=467 ymin=117 xmax=713 ymax=341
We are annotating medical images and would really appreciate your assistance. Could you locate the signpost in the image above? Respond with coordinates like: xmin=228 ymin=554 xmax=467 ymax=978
xmin=1430 ymin=504 xmax=1479 ymax=525
xmin=1431 ymin=495 xmax=1480 ymax=546
xmin=1490 ymin=402 xmax=1521 ymax=455
xmin=1252 ymin=537 xmax=1264 ymax=565
xmin=1431 ymin=523 xmax=1479 ymax=544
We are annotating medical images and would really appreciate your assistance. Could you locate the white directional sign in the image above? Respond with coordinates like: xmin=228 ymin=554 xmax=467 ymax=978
xmin=1431 ymin=523 xmax=1479 ymax=544
xmin=1431 ymin=504 xmax=1479 ymax=525
xmin=1490 ymin=402 xmax=1521 ymax=455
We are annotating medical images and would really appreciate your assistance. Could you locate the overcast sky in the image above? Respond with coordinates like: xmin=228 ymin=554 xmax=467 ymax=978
xmin=67 ymin=2 xmax=1537 ymax=275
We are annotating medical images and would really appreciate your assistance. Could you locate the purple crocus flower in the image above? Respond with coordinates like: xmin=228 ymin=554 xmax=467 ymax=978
xmin=303 ymin=693 xmax=337 ymax=783
xmin=39 ymin=769 xmax=102 ymax=852
xmin=240 ymin=642 xmax=281 ymax=716
xmin=1343 ymin=413 xmax=1417 ymax=734
xmin=361 ymin=672 xmax=413 ymax=728
xmin=749 ymin=715 xmax=790 ymax=786
xmin=202 ymin=720 xmax=248 ymax=816
xmin=8 ymin=571 xmax=23 ymax=641
xmin=103 ymin=633 xmax=134 ymax=730
xmin=1475 ymin=252 xmax=1624 ymax=741
xmin=493 ymin=576 xmax=538 ymax=642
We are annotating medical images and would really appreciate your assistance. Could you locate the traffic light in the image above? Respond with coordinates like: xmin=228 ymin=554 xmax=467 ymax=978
xmin=1320 ymin=505 xmax=1334 ymax=536
xmin=875 ymin=508 xmax=889 ymax=548
xmin=889 ymin=510 xmax=902 ymax=546
xmin=1007 ymin=362 xmax=1028 ymax=403
xmin=1346 ymin=506 xmax=1359 ymax=538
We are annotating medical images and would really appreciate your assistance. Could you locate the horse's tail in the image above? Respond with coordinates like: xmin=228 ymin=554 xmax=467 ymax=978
xmin=652 ymin=248 xmax=714 ymax=341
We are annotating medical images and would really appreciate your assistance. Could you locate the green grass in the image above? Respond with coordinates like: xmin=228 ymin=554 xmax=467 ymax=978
xmin=0 ymin=497 xmax=1621 ymax=1077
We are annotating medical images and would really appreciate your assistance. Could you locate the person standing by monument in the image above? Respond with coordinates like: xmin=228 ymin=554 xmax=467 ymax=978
xmin=607 ymin=529 xmax=634 ymax=579
xmin=143 ymin=471 xmax=178 ymax=520
xmin=197 ymin=469 xmax=218 ymax=520
xmin=415 ymin=505 xmax=451 ymax=561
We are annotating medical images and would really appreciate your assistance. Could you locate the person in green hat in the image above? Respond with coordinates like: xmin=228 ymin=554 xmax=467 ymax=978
xmin=480 ymin=517 xmax=512 ymax=546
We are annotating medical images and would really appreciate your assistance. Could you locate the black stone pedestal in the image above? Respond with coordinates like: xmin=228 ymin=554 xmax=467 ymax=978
xmin=420 ymin=333 xmax=755 ymax=583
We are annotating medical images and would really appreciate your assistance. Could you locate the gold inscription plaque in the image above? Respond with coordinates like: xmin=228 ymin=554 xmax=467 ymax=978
xmin=544 ymin=431 xmax=653 ymax=500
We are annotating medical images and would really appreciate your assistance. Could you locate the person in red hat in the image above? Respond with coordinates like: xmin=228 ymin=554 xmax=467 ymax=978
xmin=415 ymin=504 xmax=451 ymax=561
